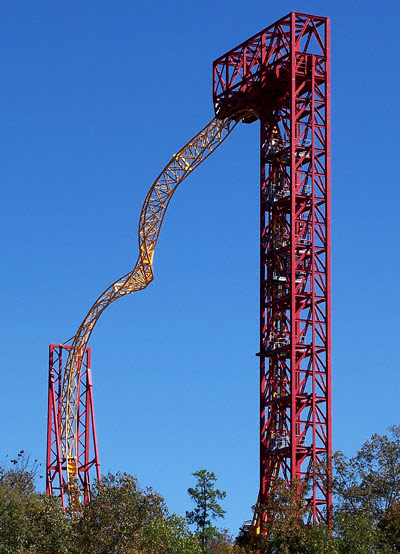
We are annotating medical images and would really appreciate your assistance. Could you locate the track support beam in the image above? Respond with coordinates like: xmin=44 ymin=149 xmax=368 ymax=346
xmin=46 ymin=344 xmax=100 ymax=507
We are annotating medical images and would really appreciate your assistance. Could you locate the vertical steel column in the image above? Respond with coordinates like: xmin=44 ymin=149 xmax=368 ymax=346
xmin=46 ymin=344 xmax=100 ymax=507
xmin=259 ymin=14 xmax=331 ymax=524
xmin=213 ymin=12 xmax=331 ymax=528
xmin=46 ymin=345 xmax=66 ymax=508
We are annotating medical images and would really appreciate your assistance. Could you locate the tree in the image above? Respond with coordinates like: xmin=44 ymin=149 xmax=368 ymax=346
xmin=251 ymin=479 xmax=311 ymax=554
xmin=74 ymin=471 xmax=167 ymax=553
xmin=140 ymin=513 xmax=202 ymax=554
xmin=207 ymin=527 xmax=252 ymax=553
xmin=327 ymin=425 xmax=400 ymax=553
xmin=379 ymin=502 xmax=400 ymax=551
xmin=236 ymin=480 xmax=337 ymax=554
xmin=305 ymin=523 xmax=338 ymax=554
xmin=333 ymin=511 xmax=394 ymax=554
xmin=186 ymin=469 xmax=227 ymax=552
xmin=74 ymin=471 xmax=202 ymax=554
xmin=333 ymin=425 xmax=400 ymax=519
xmin=332 ymin=425 xmax=400 ymax=551
xmin=0 ymin=452 xmax=73 ymax=554
xmin=0 ymin=458 xmax=204 ymax=554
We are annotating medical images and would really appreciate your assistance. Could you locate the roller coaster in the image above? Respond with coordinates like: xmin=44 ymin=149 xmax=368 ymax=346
xmin=46 ymin=11 xmax=332 ymax=534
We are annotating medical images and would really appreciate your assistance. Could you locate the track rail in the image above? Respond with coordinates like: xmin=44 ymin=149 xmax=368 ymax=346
xmin=59 ymin=116 xmax=237 ymax=501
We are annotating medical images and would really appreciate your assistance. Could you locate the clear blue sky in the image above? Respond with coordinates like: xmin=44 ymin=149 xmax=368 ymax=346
xmin=1 ymin=0 xmax=399 ymax=536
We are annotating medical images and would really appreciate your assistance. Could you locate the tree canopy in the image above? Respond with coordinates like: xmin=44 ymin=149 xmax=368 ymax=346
xmin=2 ymin=427 xmax=400 ymax=553
xmin=247 ymin=425 xmax=400 ymax=553
xmin=0 ymin=462 xmax=202 ymax=554
xmin=186 ymin=469 xmax=227 ymax=552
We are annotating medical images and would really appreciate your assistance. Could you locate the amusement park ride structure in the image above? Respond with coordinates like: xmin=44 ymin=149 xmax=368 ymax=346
xmin=46 ymin=11 xmax=331 ymax=532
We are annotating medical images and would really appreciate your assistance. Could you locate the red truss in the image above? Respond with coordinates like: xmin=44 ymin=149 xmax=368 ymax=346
xmin=213 ymin=12 xmax=332 ymax=525
xmin=46 ymin=344 xmax=100 ymax=507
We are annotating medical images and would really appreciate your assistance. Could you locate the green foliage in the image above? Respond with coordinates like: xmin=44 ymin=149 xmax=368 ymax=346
xmin=252 ymin=480 xmax=311 ymax=554
xmin=0 ymin=453 xmax=72 ymax=554
xmin=140 ymin=514 xmax=202 ymax=554
xmin=305 ymin=523 xmax=338 ymax=554
xmin=3 ymin=429 xmax=400 ymax=554
xmin=333 ymin=511 xmax=394 ymax=554
xmin=247 ymin=425 xmax=400 ymax=553
xmin=74 ymin=471 xmax=203 ymax=554
xmin=74 ymin=472 xmax=166 ymax=553
xmin=207 ymin=528 xmax=252 ymax=553
xmin=0 ymin=458 xmax=201 ymax=553
xmin=380 ymin=502 xmax=400 ymax=551
xmin=334 ymin=425 xmax=400 ymax=520
xmin=255 ymin=482 xmax=306 ymax=553
xmin=186 ymin=469 xmax=227 ymax=552
xmin=332 ymin=425 xmax=400 ymax=552
xmin=23 ymin=495 xmax=74 ymax=554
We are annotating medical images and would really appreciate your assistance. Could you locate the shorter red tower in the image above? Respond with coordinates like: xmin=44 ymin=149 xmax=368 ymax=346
xmin=46 ymin=344 xmax=100 ymax=507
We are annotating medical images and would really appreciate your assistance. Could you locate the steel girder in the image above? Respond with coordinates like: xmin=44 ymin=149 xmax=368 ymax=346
xmin=213 ymin=12 xmax=332 ymax=527
xmin=46 ymin=345 xmax=100 ymax=508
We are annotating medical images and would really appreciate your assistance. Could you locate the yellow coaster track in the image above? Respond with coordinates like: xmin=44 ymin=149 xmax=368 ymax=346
xmin=60 ymin=116 xmax=237 ymax=502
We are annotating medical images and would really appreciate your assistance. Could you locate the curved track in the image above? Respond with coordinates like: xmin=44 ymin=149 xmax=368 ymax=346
xmin=60 ymin=116 xmax=238 ymax=500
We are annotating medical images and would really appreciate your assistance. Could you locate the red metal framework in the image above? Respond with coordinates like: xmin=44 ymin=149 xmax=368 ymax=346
xmin=46 ymin=344 xmax=100 ymax=507
xmin=213 ymin=12 xmax=331 ymax=526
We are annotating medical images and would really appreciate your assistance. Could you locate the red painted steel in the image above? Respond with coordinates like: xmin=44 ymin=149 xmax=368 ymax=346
xmin=213 ymin=12 xmax=331 ymax=527
xmin=46 ymin=344 xmax=100 ymax=507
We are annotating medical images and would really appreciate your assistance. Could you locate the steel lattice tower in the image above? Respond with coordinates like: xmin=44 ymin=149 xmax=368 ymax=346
xmin=213 ymin=12 xmax=331 ymax=525
xmin=46 ymin=345 xmax=100 ymax=507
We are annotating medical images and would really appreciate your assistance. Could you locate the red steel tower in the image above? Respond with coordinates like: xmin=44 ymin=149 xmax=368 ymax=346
xmin=46 ymin=344 xmax=100 ymax=507
xmin=213 ymin=12 xmax=331 ymax=525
